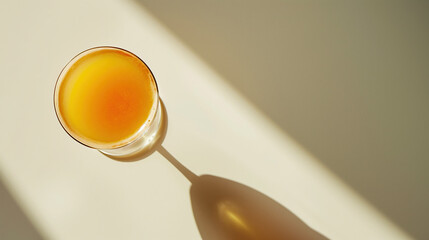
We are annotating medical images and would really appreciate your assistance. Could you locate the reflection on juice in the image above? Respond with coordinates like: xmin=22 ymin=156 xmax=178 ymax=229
xmin=57 ymin=48 xmax=156 ymax=146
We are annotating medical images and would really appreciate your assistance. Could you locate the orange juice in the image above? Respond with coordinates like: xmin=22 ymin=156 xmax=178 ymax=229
xmin=56 ymin=47 xmax=157 ymax=148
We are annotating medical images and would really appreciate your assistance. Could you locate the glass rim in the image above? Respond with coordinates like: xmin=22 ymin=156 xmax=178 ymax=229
xmin=53 ymin=46 xmax=160 ymax=150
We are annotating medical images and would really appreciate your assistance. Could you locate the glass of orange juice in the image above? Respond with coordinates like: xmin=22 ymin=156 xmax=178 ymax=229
xmin=54 ymin=46 xmax=162 ymax=157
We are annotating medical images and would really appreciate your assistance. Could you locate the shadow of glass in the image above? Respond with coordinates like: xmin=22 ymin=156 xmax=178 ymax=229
xmin=158 ymin=146 xmax=327 ymax=240
xmin=190 ymin=174 xmax=327 ymax=240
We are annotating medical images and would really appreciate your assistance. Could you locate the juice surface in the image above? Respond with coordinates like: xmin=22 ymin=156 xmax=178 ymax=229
xmin=58 ymin=48 xmax=156 ymax=146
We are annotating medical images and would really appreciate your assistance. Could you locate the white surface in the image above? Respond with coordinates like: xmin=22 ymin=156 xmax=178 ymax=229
xmin=0 ymin=0 xmax=411 ymax=239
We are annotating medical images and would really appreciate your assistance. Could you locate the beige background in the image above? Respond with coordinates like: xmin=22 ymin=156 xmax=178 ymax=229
xmin=0 ymin=0 xmax=427 ymax=239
